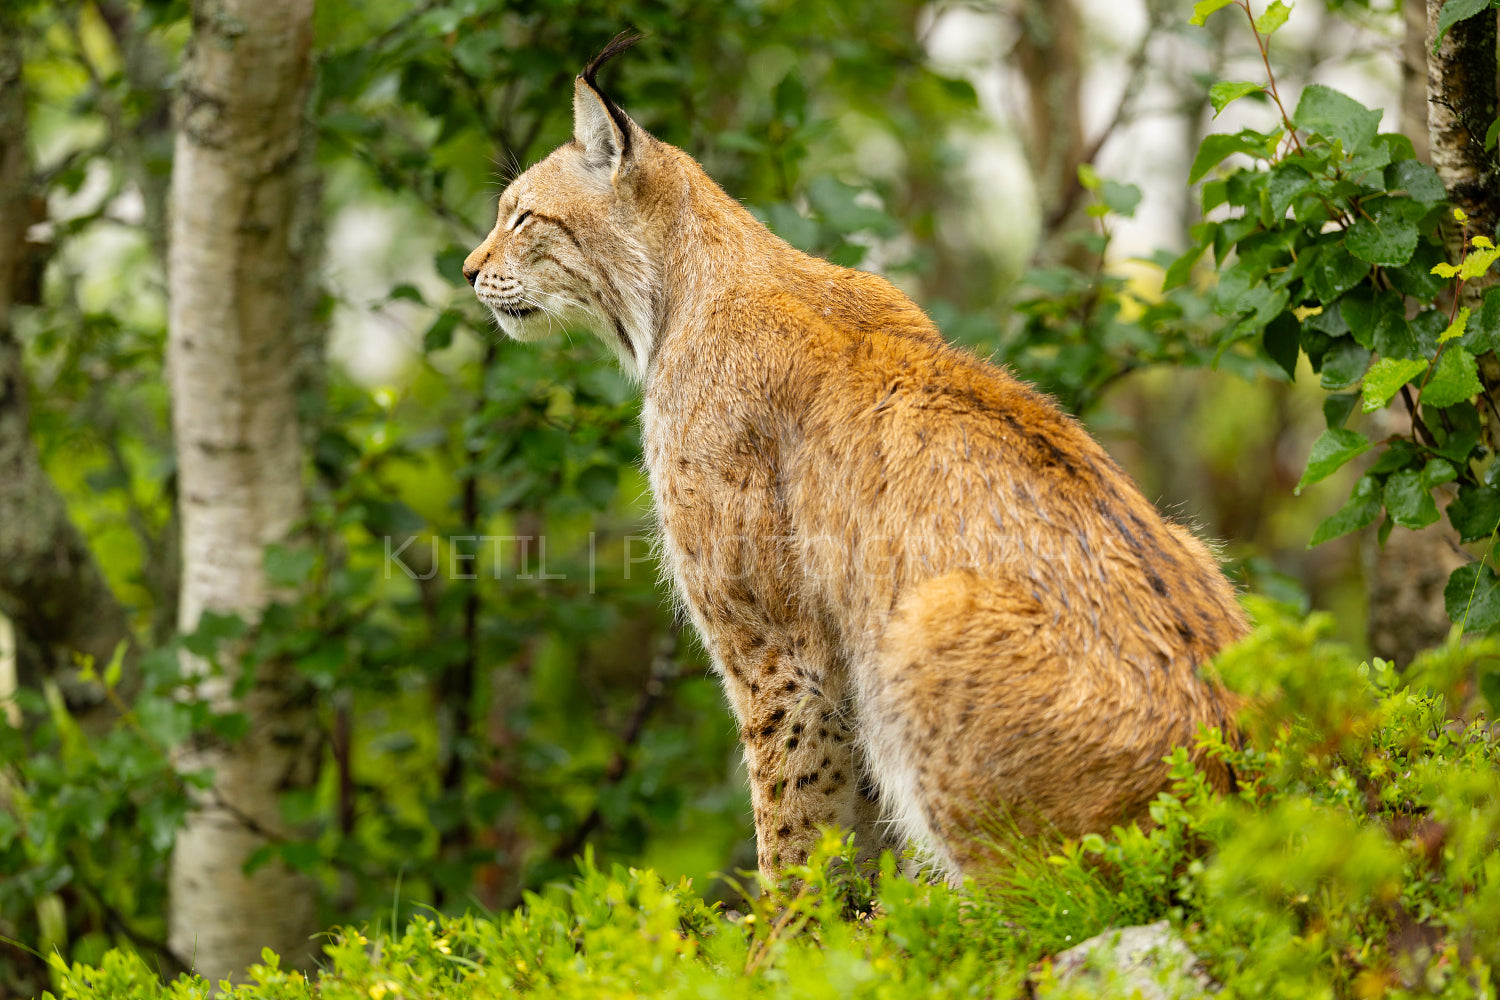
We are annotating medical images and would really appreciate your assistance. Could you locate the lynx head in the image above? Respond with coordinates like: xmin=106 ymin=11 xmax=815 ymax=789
xmin=464 ymin=33 xmax=667 ymax=381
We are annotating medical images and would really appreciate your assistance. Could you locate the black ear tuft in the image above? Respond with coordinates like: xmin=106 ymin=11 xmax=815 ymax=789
xmin=579 ymin=31 xmax=644 ymax=156
xmin=582 ymin=31 xmax=644 ymax=87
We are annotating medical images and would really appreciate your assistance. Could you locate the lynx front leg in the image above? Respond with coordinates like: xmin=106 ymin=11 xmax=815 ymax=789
xmin=716 ymin=636 xmax=893 ymax=880
xmin=657 ymin=482 xmax=894 ymax=878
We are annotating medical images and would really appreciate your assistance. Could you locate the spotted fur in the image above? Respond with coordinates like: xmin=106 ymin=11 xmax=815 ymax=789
xmin=464 ymin=37 xmax=1248 ymax=879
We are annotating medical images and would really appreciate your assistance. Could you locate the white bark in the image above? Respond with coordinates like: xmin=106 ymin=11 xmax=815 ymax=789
xmin=166 ymin=0 xmax=320 ymax=979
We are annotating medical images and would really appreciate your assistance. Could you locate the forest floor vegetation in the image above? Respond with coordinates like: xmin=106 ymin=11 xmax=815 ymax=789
xmin=34 ymin=599 xmax=1500 ymax=999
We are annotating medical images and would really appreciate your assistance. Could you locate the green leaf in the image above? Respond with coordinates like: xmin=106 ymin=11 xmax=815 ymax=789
xmin=183 ymin=610 xmax=248 ymax=658
xmin=1210 ymin=81 xmax=1265 ymax=117
xmin=1324 ymin=392 xmax=1359 ymax=428
xmin=242 ymin=844 xmax=277 ymax=877
xmin=1386 ymin=158 xmax=1447 ymax=205
xmin=1345 ymin=210 xmax=1419 ymax=265
xmin=1263 ymin=313 xmax=1301 ymax=379
xmin=1445 ymin=562 xmax=1500 ymax=631
xmin=766 ymin=202 xmax=820 ymax=250
xmin=1384 ymin=469 xmax=1440 ymax=529
xmin=387 ymin=283 xmax=425 ymax=304
xmin=1460 ymin=245 xmax=1500 ymax=280
xmin=1189 ymin=132 xmax=1266 ymax=184
xmin=1293 ymin=84 xmax=1383 ymax=153
xmin=103 ymin=639 xmax=128 ymax=691
xmin=1296 ymin=427 xmax=1371 ymax=493
xmin=362 ymin=499 xmax=425 ymax=535
xmin=1434 ymin=0 xmax=1493 ymax=51
xmin=1387 ymin=240 xmax=1450 ymax=299
xmin=1424 ymin=456 xmax=1458 ymax=487
xmin=1163 ymin=243 xmax=1208 ymax=290
xmin=575 ymin=464 xmax=619 ymax=509
xmin=1305 ymin=242 xmax=1371 ymax=302
xmin=1374 ymin=312 xmax=1420 ymax=360
xmin=1267 ymin=161 xmax=1313 ymax=218
xmin=279 ymin=841 xmax=324 ymax=874
xmin=1346 ymin=138 xmax=1393 ymax=178
xmin=1191 ymin=0 xmax=1238 ymax=25
xmin=1319 ymin=340 xmax=1370 ymax=390
xmin=1441 ymin=306 xmax=1470 ymax=342
xmin=806 ymin=176 xmax=896 ymax=236
xmin=1309 ymin=301 xmax=1352 ymax=340
xmin=424 ymin=310 xmax=460 ymax=352
xmin=1378 ymin=132 xmax=1419 ymax=163
xmin=435 ymin=245 xmax=470 ymax=286
xmin=1309 ymin=474 xmax=1382 ymax=546
xmin=1254 ymin=0 xmax=1292 ymax=34
xmin=1301 ymin=312 xmax=1338 ymax=371
xmin=1450 ymin=484 xmax=1500 ymax=542
xmin=1338 ymin=287 xmax=1381 ymax=349
xmin=1481 ymin=669 xmax=1500 ymax=715
xmin=1369 ymin=440 xmax=1422 ymax=475
xmin=1361 ymin=357 xmax=1429 ymax=412
xmin=265 ymin=545 xmax=317 ymax=588
xmin=1466 ymin=286 xmax=1500 ymax=353
xmin=1100 ymin=179 xmax=1142 ymax=218
xmin=1433 ymin=405 xmax=1483 ymax=463
xmin=1423 ymin=345 xmax=1483 ymax=408
xmin=1487 ymin=117 xmax=1500 ymax=151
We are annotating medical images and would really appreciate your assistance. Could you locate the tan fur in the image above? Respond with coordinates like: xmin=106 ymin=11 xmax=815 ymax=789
xmin=464 ymin=45 xmax=1247 ymax=880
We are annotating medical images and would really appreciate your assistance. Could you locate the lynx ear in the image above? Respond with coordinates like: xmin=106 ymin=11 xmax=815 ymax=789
xmin=573 ymin=32 xmax=644 ymax=179
xmin=573 ymin=77 xmax=632 ymax=172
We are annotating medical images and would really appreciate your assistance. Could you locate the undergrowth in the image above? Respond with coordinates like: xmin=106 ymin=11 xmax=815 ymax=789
xmin=35 ymin=600 xmax=1500 ymax=998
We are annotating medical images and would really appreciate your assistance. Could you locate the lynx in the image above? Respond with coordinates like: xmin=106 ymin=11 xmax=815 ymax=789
xmin=463 ymin=35 xmax=1247 ymax=879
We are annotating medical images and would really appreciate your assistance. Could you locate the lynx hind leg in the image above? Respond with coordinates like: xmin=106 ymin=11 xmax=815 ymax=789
xmin=859 ymin=571 xmax=1145 ymax=877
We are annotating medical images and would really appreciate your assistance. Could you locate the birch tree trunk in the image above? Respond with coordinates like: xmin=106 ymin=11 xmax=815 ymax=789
xmin=166 ymin=0 xmax=321 ymax=978
xmin=1355 ymin=0 xmax=1500 ymax=664
xmin=1358 ymin=2 xmax=1500 ymax=665
xmin=0 ymin=18 xmax=134 ymax=720
xmin=1426 ymin=0 xmax=1498 ymax=253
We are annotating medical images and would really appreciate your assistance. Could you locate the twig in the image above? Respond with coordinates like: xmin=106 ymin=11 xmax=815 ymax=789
xmin=1401 ymin=384 xmax=1440 ymax=448
xmin=1237 ymin=0 xmax=1305 ymax=156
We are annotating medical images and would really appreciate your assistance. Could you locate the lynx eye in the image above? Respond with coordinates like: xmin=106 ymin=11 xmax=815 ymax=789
xmin=510 ymin=209 xmax=532 ymax=231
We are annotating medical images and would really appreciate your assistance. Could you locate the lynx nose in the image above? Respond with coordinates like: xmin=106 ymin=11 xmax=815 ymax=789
xmin=463 ymin=262 xmax=480 ymax=286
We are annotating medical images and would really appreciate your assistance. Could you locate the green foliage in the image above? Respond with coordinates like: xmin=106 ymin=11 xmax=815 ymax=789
xmin=40 ymin=604 xmax=1500 ymax=997
xmin=993 ymin=173 xmax=1232 ymax=416
xmin=1181 ymin=1 xmax=1500 ymax=630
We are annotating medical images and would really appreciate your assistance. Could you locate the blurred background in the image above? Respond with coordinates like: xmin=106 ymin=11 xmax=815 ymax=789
xmin=0 ymin=0 xmax=1425 ymax=990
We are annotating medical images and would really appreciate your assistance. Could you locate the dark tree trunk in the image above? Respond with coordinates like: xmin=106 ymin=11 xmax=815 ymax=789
xmin=0 ymin=13 xmax=135 ymax=722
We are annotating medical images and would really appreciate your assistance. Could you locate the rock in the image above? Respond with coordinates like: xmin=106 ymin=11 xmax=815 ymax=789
xmin=1036 ymin=920 xmax=1216 ymax=999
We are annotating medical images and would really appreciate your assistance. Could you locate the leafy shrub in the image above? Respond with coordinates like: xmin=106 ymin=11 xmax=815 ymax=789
xmin=36 ymin=601 xmax=1500 ymax=998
